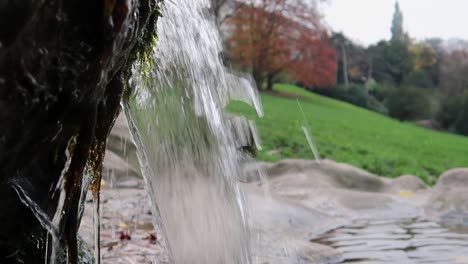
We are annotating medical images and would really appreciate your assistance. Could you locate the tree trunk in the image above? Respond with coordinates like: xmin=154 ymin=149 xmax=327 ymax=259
xmin=341 ymin=44 xmax=349 ymax=88
xmin=368 ymin=57 xmax=373 ymax=80
xmin=252 ymin=68 xmax=264 ymax=90
xmin=0 ymin=1 xmax=160 ymax=263
xmin=266 ymin=73 xmax=274 ymax=91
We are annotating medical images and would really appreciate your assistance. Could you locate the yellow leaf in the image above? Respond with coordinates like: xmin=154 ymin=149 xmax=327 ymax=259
xmin=118 ymin=223 xmax=129 ymax=229
xmin=399 ymin=191 xmax=415 ymax=197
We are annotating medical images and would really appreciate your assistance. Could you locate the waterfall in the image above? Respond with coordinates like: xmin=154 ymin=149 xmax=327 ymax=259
xmin=124 ymin=0 xmax=262 ymax=263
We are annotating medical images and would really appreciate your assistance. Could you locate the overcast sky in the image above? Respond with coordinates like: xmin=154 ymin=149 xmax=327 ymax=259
xmin=321 ymin=0 xmax=468 ymax=46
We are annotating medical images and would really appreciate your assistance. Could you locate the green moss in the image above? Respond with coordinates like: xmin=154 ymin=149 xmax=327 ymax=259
xmin=133 ymin=4 xmax=161 ymax=63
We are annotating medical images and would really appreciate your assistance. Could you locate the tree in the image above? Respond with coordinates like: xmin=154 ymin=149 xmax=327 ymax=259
xmin=424 ymin=38 xmax=445 ymax=86
xmin=440 ymin=48 xmax=468 ymax=97
xmin=367 ymin=40 xmax=412 ymax=85
xmin=330 ymin=32 xmax=369 ymax=86
xmin=436 ymin=47 xmax=468 ymax=133
xmin=367 ymin=41 xmax=391 ymax=83
xmin=410 ymin=43 xmax=437 ymax=72
xmin=367 ymin=1 xmax=411 ymax=86
xmin=225 ymin=0 xmax=337 ymax=90
xmin=385 ymin=86 xmax=434 ymax=121
xmin=391 ymin=1 xmax=406 ymax=43
xmin=402 ymin=42 xmax=437 ymax=88
xmin=454 ymin=95 xmax=468 ymax=135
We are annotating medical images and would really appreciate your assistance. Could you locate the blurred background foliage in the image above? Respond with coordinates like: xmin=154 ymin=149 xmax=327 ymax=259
xmin=214 ymin=0 xmax=468 ymax=181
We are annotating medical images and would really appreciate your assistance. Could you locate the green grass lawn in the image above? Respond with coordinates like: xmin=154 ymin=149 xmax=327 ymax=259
xmin=228 ymin=83 xmax=468 ymax=184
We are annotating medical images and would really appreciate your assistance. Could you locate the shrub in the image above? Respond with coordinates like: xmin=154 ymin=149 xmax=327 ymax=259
xmin=385 ymin=86 xmax=434 ymax=121
xmin=341 ymin=84 xmax=369 ymax=107
xmin=437 ymin=96 xmax=462 ymax=129
xmin=313 ymin=84 xmax=367 ymax=106
xmin=438 ymin=94 xmax=468 ymax=135
xmin=367 ymin=95 xmax=389 ymax=115
xmin=402 ymin=71 xmax=435 ymax=88
xmin=313 ymin=83 xmax=388 ymax=115
xmin=454 ymin=102 xmax=468 ymax=135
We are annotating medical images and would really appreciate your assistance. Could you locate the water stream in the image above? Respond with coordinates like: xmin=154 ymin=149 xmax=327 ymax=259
xmin=124 ymin=0 xmax=262 ymax=263
xmin=296 ymin=99 xmax=321 ymax=163
xmin=11 ymin=179 xmax=62 ymax=264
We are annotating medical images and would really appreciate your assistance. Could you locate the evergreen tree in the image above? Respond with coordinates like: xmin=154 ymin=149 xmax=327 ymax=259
xmin=391 ymin=1 xmax=405 ymax=43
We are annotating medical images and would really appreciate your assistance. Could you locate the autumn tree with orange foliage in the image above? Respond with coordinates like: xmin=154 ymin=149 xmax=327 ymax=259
xmin=225 ymin=0 xmax=337 ymax=90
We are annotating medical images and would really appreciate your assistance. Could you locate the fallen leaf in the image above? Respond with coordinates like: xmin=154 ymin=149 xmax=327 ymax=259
xmin=118 ymin=222 xmax=129 ymax=229
xmin=399 ymin=191 xmax=415 ymax=197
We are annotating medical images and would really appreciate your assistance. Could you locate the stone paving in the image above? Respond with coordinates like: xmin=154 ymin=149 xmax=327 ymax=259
xmin=79 ymin=159 xmax=468 ymax=263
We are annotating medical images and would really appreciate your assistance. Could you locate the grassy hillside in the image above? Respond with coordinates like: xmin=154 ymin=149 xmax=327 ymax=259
xmin=228 ymin=84 xmax=468 ymax=184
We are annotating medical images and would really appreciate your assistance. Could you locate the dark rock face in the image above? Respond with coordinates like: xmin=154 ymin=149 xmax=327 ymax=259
xmin=0 ymin=0 xmax=160 ymax=263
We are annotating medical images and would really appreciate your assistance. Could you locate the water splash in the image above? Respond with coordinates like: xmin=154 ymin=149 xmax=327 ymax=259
xmin=296 ymin=99 xmax=321 ymax=163
xmin=125 ymin=0 xmax=262 ymax=263
xmin=92 ymin=196 xmax=101 ymax=264
xmin=10 ymin=179 xmax=62 ymax=264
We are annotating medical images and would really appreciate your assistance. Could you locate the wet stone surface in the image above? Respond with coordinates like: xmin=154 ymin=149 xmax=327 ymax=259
xmin=80 ymin=184 xmax=468 ymax=263
xmin=84 ymin=155 xmax=468 ymax=264
xmin=80 ymin=186 xmax=168 ymax=264
xmin=312 ymin=218 xmax=468 ymax=264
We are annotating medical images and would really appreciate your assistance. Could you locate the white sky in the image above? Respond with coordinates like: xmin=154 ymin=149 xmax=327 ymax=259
xmin=321 ymin=0 xmax=468 ymax=46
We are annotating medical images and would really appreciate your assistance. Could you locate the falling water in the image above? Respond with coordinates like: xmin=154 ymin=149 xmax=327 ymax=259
xmin=92 ymin=197 xmax=101 ymax=264
xmin=10 ymin=179 xmax=62 ymax=264
xmin=296 ymin=99 xmax=321 ymax=162
xmin=124 ymin=0 xmax=262 ymax=263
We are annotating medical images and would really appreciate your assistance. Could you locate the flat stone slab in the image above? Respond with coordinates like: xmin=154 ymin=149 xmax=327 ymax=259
xmin=312 ymin=218 xmax=468 ymax=263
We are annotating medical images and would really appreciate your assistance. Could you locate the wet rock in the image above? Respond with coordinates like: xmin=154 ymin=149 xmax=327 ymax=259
xmin=105 ymin=114 xmax=141 ymax=179
xmin=427 ymin=188 xmax=468 ymax=211
xmin=296 ymin=241 xmax=343 ymax=264
xmin=390 ymin=175 xmax=428 ymax=192
xmin=240 ymin=161 xmax=270 ymax=183
xmin=436 ymin=168 xmax=468 ymax=188
xmin=110 ymin=113 xmax=133 ymax=140
xmin=313 ymin=160 xmax=388 ymax=192
xmin=226 ymin=114 xmax=258 ymax=156
xmin=312 ymin=218 xmax=468 ymax=264
xmin=421 ymin=169 xmax=468 ymax=233
xmin=83 ymin=159 xmax=468 ymax=263
xmin=245 ymin=159 xmax=465 ymax=263
xmin=336 ymin=190 xmax=393 ymax=211
xmin=246 ymin=160 xmax=422 ymax=221
xmin=0 ymin=0 xmax=161 ymax=262
xmin=425 ymin=187 xmax=468 ymax=230
xmin=103 ymin=150 xmax=140 ymax=179
xmin=240 ymin=188 xmax=345 ymax=264
xmin=79 ymin=185 xmax=164 ymax=264
xmin=255 ymin=159 xmax=388 ymax=192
